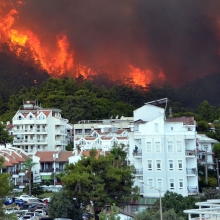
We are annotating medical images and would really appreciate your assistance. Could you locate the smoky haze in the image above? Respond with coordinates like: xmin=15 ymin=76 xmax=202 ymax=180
xmin=11 ymin=0 xmax=220 ymax=86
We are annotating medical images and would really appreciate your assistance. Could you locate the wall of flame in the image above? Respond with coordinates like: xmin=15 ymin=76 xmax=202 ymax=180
xmin=1 ymin=0 xmax=220 ymax=87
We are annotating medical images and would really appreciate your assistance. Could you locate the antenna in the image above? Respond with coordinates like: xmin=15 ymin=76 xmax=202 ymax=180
xmin=169 ymin=107 xmax=172 ymax=117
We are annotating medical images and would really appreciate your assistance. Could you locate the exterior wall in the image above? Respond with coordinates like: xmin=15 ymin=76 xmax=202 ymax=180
xmin=130 ymin=104 xmax=198 ymax=198
xmin=196 ymin=134 xmax=217 ymax=170
xmin=12 ymin=106 xmax=69 ymax=155
xmin=134 ymin=104 xmax=164 ymax=122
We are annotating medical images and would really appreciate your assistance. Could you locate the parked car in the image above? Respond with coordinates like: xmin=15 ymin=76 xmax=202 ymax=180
xmin=26 ymin=198 xmax=42 ymax=204
xmin=39 ymin=197 xmax=51 ymax=203
xmin=4 ymin=197 xmax=13 ymax=205
xmin=19 ymin=215 xmax=32 ymax=220
xmin=16 ymin=195 xmax=38 ymax=202
xmin=29 ymin=204 xmax=48 ymax=215
xmin=25 ymin=212 xmax=41 ymax=219
xmin=15 ymin=198 xmax=27 ymax=206
xmin=34 ymin=209 xmax=46 ymax=217
xmin=5 ymin=207 xmax=19 ymax=214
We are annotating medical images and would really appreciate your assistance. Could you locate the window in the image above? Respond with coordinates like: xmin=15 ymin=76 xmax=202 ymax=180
xmin=156 ymin=160 xmax=161 ymax=171
xmin=177 ymin=141 xmax=182 ymax=152
xmin=169 ymin=179 xmax=175 ymax=190
xmin=169 ymin=160 xmax=174 ymax=170
xmin=179 ymin=179 xmax=184 ymax=189
xmin=155 ymin=142 xmax=161 ymax=153
xmin=178 ymin=160 xmax=183 ymax=170
xmin=155 ymin=123 xmax=159 ymax=132
xmin=147 ymin=160 xmax=153 ymax=171
xmin=147 ymin=179 xmax=153 ymax=189
xmin=157 ymin=179 xmax=162 ymax=190
xmin=203 ymin=144 xmax=208 ymax=151
xmin=146 ymin=142 xmax=152 ymax=153
xmin=168 ymin=141 xmax=173 ymax=153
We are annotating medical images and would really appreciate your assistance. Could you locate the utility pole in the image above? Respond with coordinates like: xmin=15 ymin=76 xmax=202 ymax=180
xmin=205 ymin=146 xmax=208 ymax=185
xmin=216 ymin=158 xmax=220 ymax=189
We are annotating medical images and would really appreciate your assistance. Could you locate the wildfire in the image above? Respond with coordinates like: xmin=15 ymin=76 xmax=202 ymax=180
xmin=0 ymin=4 xmax=74 ymax=76
xmin=0 ymin=0 xmax=164 ymax=87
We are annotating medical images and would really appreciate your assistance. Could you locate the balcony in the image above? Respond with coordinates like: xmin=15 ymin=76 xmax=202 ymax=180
xmin=36 ymin=129 xmax=47 ymax=133
xmin=40 ymin=168 xmax=54 ymax=173
xmin=133 ymin=150 xmax=142 ymax=157
xmin=188 ymin=186 xmax=198 ymax=195
xmin=186 ymin=168 xmax=197 ymax=175
xmin=135 ymin=169 xmax=143 ymax=176
xmin=55 ymin=168 xmax=64 ymax=172
xmin=186 ymin=150 xmax=196 ymax=156
xmin=13 ymin=139 xmax=35 ymax=144
xmin=36 ymin=139 xmax=47 ymax=143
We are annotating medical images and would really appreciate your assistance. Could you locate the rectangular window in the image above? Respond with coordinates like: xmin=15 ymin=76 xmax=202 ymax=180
xmin=155 ymin=123 xmax=159 ymax=133
xmin=147 ymin=160 xmax=153 ymax=171
xmin=146 ymin=142 xmax=152 ymax=153
xmin=178 ymin=160 xmax=183 ymax=170
xmin=169 ymin=179 xmax=175 ymax=190
xmin=179 ymin=179 xmax=184 ymax=189
xmin=148 ymin=179 xmax=153 ymax=189
xmin=155 ymin=142 xmax=161 ymax=153
xmin=203 ymin=144 xmax=208 ymax=151
xmin=168 ymin=141 xmax=173 ymax=153
xmin=169 ymin=160 xmax=174 ymax=170
xmin=156 ymin=160 xmax=161 ymax=171
xmin=177 ymin=141 xmax=182 ymax=152
xmin=157 ymin=179 xmax=162 ymax=190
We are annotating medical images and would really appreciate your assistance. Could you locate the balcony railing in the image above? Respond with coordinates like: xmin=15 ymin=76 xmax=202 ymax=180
xmin=40 ymin=168 xmax=54 ymax=172
xmin=186 ymin=168 xmax=197 ymax=175
xmin=188 ymin=186 xmax=198 ymax=194
xmin=133 ymin=150 xmax=142 ymax=156
xmin=135 ymin=169 xmax=143 ymax=175
xmin=186 ymin=150 xmax=196 ymax=156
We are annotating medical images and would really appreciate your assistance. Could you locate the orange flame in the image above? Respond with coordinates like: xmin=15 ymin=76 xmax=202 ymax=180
xmin=0 ymin=6 xmax=74 ymax=76
xmin=0 ymin=1 xmax=165 ymax=87
xmin=129 ymin=65 xmax=154 ymax=87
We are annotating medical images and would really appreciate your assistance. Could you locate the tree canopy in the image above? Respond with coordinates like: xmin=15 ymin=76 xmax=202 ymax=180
xmin=60 ymin=148 xmax=139 ymax=211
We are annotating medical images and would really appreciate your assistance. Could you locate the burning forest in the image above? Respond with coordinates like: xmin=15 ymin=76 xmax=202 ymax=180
xmin=1 ymin=0 xmax=220 ymax=87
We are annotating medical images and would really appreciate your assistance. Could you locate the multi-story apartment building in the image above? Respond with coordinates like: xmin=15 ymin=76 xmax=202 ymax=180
xmin=196 ymin=134 xmax=217 ymax=170
xmin=12 ymin=101 xmax=70 ymax=155
xmin=129 ymin=101 xmax=198 ymax=198
xmin=0 ymin=144 xmax=30 ymax=191
xmin=74 ymin=117 xmax=133 ymax=153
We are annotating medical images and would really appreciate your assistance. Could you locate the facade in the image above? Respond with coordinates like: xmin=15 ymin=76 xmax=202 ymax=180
xmin=31 ymin=149 xmax=103 ymax=190
xmin=0 ymin=144 xmax=30 ymax=190
xmin=196 ymin=134 xmax=217 ymax=170
xmin=12 ymin=101 xmax=70 ymax=155
xmin=74 ymin=117 xmax=133 ymax=153
xmin=129 ymin=103 xmax=198 ymax=198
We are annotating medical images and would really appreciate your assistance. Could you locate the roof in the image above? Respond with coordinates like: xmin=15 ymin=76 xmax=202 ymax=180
xmin=35 ymin=151 xmax=73 ymax=162
xmin=166 ymin=116 xmax=195 ymax=125
xmin=81 ymin=150 xmax=103 ymax=158
xmin=56 ymin=151 xmax=74 ymax=162
xmin=35 ymin=151 xmax=57 ymax=162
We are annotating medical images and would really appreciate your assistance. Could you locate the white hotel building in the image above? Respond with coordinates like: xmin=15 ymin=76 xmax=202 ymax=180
xmin=12 ymin=101 xmax=70 ymax=155
xmin=130 ymin=102 xmax=199 ymax=198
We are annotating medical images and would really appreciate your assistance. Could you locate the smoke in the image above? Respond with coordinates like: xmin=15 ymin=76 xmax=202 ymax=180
xmin=4 ymin=0 xmax=220 ymax=86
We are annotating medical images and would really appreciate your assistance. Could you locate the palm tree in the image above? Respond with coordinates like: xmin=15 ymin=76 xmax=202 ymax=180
xmin=22 ymin=158 xmax=38 ymax=196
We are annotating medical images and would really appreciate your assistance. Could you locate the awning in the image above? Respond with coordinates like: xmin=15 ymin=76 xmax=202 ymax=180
xmin=41 ymin=175 xmax=52 ymax=180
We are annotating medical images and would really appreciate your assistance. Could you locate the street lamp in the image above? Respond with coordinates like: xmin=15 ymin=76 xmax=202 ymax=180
xmin=53 ymin=154 xmax=56 ymax=187
xmin=204 ymin=146 xmax=208 ymax=184
xmin=139 ymin=180 xmax=163 ymax=220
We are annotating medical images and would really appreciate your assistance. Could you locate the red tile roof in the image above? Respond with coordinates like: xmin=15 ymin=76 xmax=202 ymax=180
xmin=35 ymin=151 xmax=56 ymax=162
xmin=166 ymin=117 xmax=195 ymax=125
